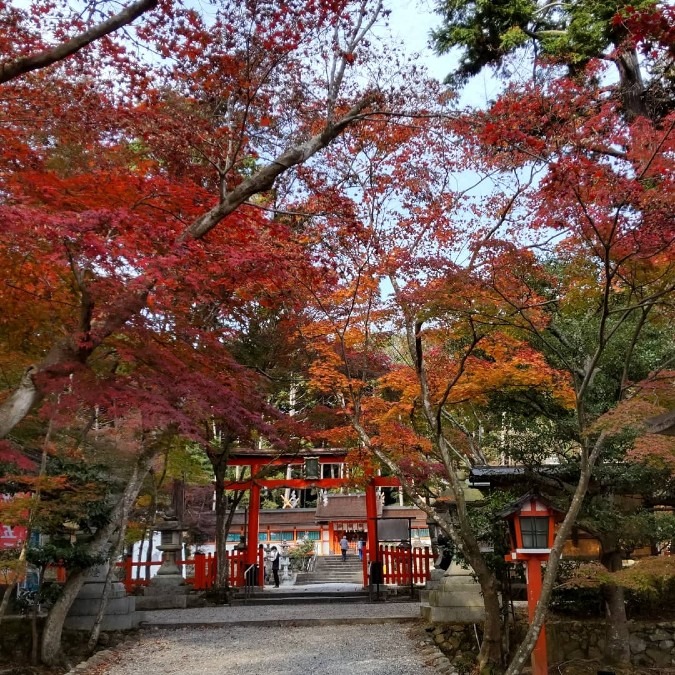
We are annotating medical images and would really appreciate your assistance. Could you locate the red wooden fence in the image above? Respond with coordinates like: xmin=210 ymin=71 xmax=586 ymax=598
xmin=118 ymin=548 xmax=264 ymax=592
xmin=362 ymin=545 xmax=433 ymax=586
xmin=119 ymin=546 xmax=431 ymax=591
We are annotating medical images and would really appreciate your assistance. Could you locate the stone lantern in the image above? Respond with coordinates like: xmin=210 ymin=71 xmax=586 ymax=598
xmin=139 ymin=516 xmax=190 ymax=610
xmin=153 ymin=518 xmax=185 ymax=586
xmin=420 ymin=477 xmax=486 ymax=623
xmin=280 ymin=541 xmax=291 ymax=583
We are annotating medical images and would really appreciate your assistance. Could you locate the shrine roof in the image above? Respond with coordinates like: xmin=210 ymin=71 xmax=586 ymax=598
xmin=227 ymin=447 xmax=349 ymax=466
xmin=236 ymin=509 xmax=316 ymax=526
xmin=314 ymin=494 xmax=382 ymax=522
xmin=379 ymin=506 xmax=428 ymax=528
xmin=495 ymin=491 xmax=564 ymax=519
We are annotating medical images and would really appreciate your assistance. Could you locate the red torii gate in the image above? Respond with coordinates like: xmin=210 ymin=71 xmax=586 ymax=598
xmin=224 ymin=448 xmax=401 ymax=567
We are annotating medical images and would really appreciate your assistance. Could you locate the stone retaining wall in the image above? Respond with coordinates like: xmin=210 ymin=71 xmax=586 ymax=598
xmin=548 ymin=620 xmax=675 ymax=668
xmin=429 ymin=619 xmax=675 ymax=669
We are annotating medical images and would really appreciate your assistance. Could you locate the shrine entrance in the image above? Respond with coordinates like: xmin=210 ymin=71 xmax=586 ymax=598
xmin=224 ymin=448 xmax=400 ymax=568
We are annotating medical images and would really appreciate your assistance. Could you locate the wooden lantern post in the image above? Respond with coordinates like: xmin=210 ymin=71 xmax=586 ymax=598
xmin=500 ymin=494 xmax=558 ymax=675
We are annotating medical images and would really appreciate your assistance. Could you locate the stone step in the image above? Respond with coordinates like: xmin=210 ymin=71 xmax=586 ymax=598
xmin=317 ymin=556 xmax=361 ymax=563
xmin=301 ymin=579 xmax=363 ymax=586
xmin=312 ymin=564 xmax=362 ymax=571
xmin=297 ymin=571 xmax=362 ymax=577
xmin=231 ymin=590 xmax=370 ymax=606
xmin=311 ymin=571 xmax=362 ymax=576
xmin=295 ymin=555 xmax=365 ymax=585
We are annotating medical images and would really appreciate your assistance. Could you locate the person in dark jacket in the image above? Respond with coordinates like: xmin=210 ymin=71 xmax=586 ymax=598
xmin=269 ymin=546 xmax=280 ymax=588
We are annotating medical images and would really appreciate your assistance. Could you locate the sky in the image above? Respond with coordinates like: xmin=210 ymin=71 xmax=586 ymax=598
xmin=386 ymin=0 xmax=502 ymax=109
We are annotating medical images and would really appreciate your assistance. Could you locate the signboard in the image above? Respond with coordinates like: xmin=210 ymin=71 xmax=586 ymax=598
xmin=377 ymin=518 xmax=410 ymax=542
xmin=0 ymin=524 xmax=27 ymax=550
xmin=0 ymin=494 xmax=28 ymax=550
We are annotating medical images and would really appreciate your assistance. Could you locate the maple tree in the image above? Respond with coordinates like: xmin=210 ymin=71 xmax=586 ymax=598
xmin=294 ymin=111 xmax=542 ymax=669
xmin=0 ymin=0 xmax=408 ymax=441
xmin=294 ymin=26 xmax=673 ymax=666
xmin=0 ymin=0 xmax=429 ymax=662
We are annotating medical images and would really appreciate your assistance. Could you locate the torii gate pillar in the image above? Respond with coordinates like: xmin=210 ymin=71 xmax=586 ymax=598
xmin=365 ymin=481 xmax=379 ymax=562
xmin=247 ymin=482 xmax=261 ymax=566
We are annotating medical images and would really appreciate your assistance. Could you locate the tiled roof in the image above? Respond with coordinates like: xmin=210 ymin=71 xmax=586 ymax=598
xmin=314 ymin=494 xmax=382 ymax=521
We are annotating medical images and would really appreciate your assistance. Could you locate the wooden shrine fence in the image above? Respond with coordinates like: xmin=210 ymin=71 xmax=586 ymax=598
xmin=117 ymin=548 xmax=263 ymax=592
xmin=119 ymin=545 xmax=432 ymax=591
xmin=362 ymin=545 xmax=433 ymax=586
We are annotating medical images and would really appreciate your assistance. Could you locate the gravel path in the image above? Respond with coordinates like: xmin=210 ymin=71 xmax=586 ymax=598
xmin=95 ymin=623 xmax=439 ymax=675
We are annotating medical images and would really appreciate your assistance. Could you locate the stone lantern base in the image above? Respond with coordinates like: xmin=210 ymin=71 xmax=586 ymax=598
xmin=420 ymin=562 xmax=486 ymax=623
xmin=65 ymin=564 xmax=140 ymax=632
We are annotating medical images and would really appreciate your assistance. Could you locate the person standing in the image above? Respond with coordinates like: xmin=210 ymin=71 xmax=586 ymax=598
xmin=357 ymin=537 xmax=365 ymax=561
xmin=269 ymin=546 xmax=280 ymax=587
xmin=340 ymin=534 xmax=349 ymax=562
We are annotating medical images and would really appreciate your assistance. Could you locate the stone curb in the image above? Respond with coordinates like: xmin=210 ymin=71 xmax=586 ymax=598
xmin=65 ymin=647 xmax=112 ymax=674
xmin=141 ymin=616 xmax=418 ymax=630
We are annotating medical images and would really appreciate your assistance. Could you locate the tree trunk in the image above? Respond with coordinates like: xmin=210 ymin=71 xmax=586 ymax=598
xmin=143 ymin=528 xmax=154 ymax=581
xmin=208 ymin=436 xmax=243 ymax=591
xmin=87 ymin=493 xmax=133 ymax=652
xmin=0 ymin=585 xmax=14 ymax=622
xmin=40 ymin=569 xmax=87 ymax=666
xmin=0 ymin=287 xmax=149 ymax=440
xmin=601 ymin=549 xmax=630 ymax=666
xmin=213 ymin=461 xmax=228 ymax=589
xmin=615 ymin=46 xmax=648 ymax=120
xmin=0 ymin=367 xmax=39 ymax=439
xmin=30 ymin=567 xmax=45 ymax=665
xmin=471 ymin=554 xmax=504 ymax=671
xmin=0 ymin=0 xmax=157 ymax=84
xmin=40 ymin=451 xmax=152 ymax=665
xmin=504 ymin=434 xmax=605 ymax=675
xmin=142 ymin=463 xmax=165 ymax=581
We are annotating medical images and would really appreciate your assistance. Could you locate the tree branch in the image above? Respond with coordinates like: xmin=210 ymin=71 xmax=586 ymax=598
xmin=179 ymin=95 xmax=376 ymax=242
xmin=0 ymin=0 xmax=157 ymax=84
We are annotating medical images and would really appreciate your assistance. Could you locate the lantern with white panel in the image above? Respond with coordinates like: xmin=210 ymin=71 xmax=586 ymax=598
xmin=498 ymin=493 xmax=562 ymax=675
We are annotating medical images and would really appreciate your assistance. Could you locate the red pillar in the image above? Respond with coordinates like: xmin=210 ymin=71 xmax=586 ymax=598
xmin=365 ymin=482 xmax=379 ymax=564
xmin=257 ymin=544 xmax=265 ymax=588
xmin=194 ymin=552 xmax=205 ymax=590
xmin=247 ymin=482 xmax=261 ymax=566
xmin=122 ymin=555 xmax=133 ymax=593
xmin=526 ymin=556 xmax=548 ymax=675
